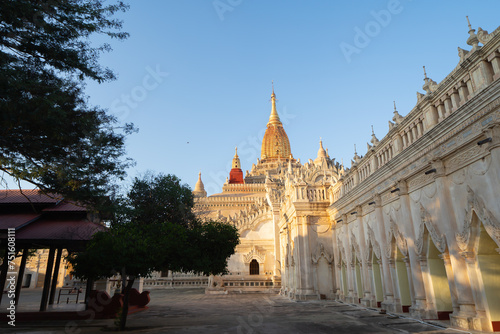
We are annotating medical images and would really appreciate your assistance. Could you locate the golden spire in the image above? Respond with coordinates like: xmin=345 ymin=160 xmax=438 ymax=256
xmin=268 ymin=82 xmax=281 ymax=125
xmin=260 ymin=85 xmax=292 ymax=161
xmin=232 ymin=146 xmax=241 ymax=169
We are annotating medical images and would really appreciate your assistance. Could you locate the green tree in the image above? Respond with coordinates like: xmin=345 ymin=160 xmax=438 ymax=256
xmin=68 ymin=221 xmax=186 ymax=330
xmin=126 ymin=173 xmax=196 ymax=227
xmin=184 ymin=221 xmax=240 ymax=276
xmin=69 ymin=173 xmax=239 ymax=330
xmin=0 ymin=0 xmax=133 ymax=208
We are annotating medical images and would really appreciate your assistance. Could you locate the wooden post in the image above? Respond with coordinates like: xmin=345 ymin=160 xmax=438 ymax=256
xmin=49 ymin=248 xmax=63 ymax=305
xmin=40 ymin=246 xmax=56 ymax=311
xmin=84 ymin=278 xmax=94 ymax=310
xmin=14 ymin=247 xmax=29 ymax=305
xmin=0 ymin=242 xmax=9 ymax=305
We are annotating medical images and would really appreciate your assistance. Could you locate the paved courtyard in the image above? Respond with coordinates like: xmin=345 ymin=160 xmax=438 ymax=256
xmin=1 ymin=288 xmax=477 ymax=333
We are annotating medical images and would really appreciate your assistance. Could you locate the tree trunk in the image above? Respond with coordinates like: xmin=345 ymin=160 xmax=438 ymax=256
xmin=119 ymin=276 xmax=135 ymax=331
xmin=121 ymin=267 xmax=126 ymax=293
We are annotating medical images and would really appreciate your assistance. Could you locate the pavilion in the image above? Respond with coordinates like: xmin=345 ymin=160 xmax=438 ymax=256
xmin=0 ymin=189 xmax=105 ymax=312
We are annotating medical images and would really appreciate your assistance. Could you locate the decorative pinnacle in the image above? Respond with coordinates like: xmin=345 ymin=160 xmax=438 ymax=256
xmin=268 ymin=84 xmax=281 ymax=124
xmin=393 ymin=101 xmax=397 ymax=112
xmin=466 ymin=16 xmax=472 ymax=30
xmin=423 ymin=66 xmax=428 ymax=79
xmin=354 ymin=144 xmax=357 ymax=154
xmin=234 ymin=146 xmax=238 ymax=157
xmin=371 ymin=125 xmax=374 ymax=135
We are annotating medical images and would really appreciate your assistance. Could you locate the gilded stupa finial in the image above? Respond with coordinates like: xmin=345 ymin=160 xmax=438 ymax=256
xmin=268 ymin=82 xmax=281 ymax=125
xmin=232 ymin=146 xmax=241 ymax=169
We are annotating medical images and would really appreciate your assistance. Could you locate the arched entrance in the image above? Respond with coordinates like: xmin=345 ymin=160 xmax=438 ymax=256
xmin=475 ymin=216 xmax=500 ymax=331
xmin=249 ymin=259 xmax=259 ymax=275
xmin=395 ymin=247 xmax=411 ymax=312
xmin=427 ymin=237 xmax=453 ymax=319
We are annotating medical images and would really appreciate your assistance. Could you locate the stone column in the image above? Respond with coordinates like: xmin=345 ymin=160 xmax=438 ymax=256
xmin=393 ymin=135 xmax=403 ymax=155
xmin=477 ymin=59 xmax=494 ymax=88
xmin=328 ymin=261 xmax=335 ymax=298
xmin=286 ymin=223 xmax=293 ymax=296
xmin=411 ymin=126 xmax=418 ymax=142
xmin=436 ymin=101 xmax=445 ymax=122
xmin=444 ymin=98 xmax=452 ymax=117
xmin=431 ymin=160 xmax=479 ymax=329
xmin=388 ymin=258 xmax=402 ymax=312
xmin=294 ymin=215 xmax=316 ymax=300
xmin=272 ymin=207 xmax=281 ymax=285
xmin=459 ymin=251 xmax=488 ymax=331
xmin=397 ymin=181 xmax=428 ymax=318
xmin=465 ymin=76 xmax=474 ymax=100
xmin=418 ymin=255 xmax=438 ymax=319
xmin=376 ymin=258 xmax=387 ymax=305
xmin=439 ymin=253 xmax=459 ymax=314
xmin=372 ymin=196 xmax=395 ymax=311
xmin=332 ymin=223 xmax=342 ymax=299
xmin=483 ymin=123 xmax=500 ymax=186
xmin=292 ymin=218 xmax=300 ymax=297
xmin=366 ymin=260 xmax=377 ymax=307
xmin=417 ymin=122 xmax=424 ymax=138
xmin=425 ymin=105 xmax=439 ymax=129
xmin=342 ymin=217 xmax=355 ymax=303
xmin=356 ymin=208 xmax=372 ymax=306
xmin=457 ymin=81 xmax=469 ymax=105
xmin=487 ymin=51 xmax=500 ymax=81
xmin=402 ymin=132 xmax=408 ymax=148
xmin=403 ymin=256 xmax=417 ymax=311
xmin=312 ymin=261 xmax=319 ymax=296
xmin=450 ymin=89 xmax=460 ymax=111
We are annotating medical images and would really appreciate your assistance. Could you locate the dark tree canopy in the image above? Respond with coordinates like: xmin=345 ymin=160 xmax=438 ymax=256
xmin=126 ymin=173 xmax=196 ymax=227
xmin=0 ymin=0 xmax=133 ymax=208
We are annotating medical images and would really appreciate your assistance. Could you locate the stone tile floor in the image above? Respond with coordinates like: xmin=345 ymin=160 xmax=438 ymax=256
xmin=0 ymin=288 xmax=480 ymax=333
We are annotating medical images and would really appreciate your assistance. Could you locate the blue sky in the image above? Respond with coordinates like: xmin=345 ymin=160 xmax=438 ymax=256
xmin=5 ymin=1 xmax=500 ymax=195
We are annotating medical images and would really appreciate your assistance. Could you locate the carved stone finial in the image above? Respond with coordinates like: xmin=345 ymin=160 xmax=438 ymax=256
xmin=393 ymin=102 xmax=404 ymax=124
xmin=477 ymin=27 xmax=495 ymax=44
xmin=422 ymin=66 xmax=438 ymax=94
xmin=370 ymin=126 xmax=379 ymax=146
xmin=466 ymin=16 xmax=479 ymax=49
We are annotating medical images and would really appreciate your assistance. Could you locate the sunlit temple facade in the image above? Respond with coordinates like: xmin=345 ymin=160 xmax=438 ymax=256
xmin=193 ymin=22 xmax=500 ymax=332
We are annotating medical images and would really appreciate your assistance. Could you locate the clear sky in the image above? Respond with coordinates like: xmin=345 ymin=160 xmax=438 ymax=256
xmin=5 ymin=1 xmax=500 ymax=195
